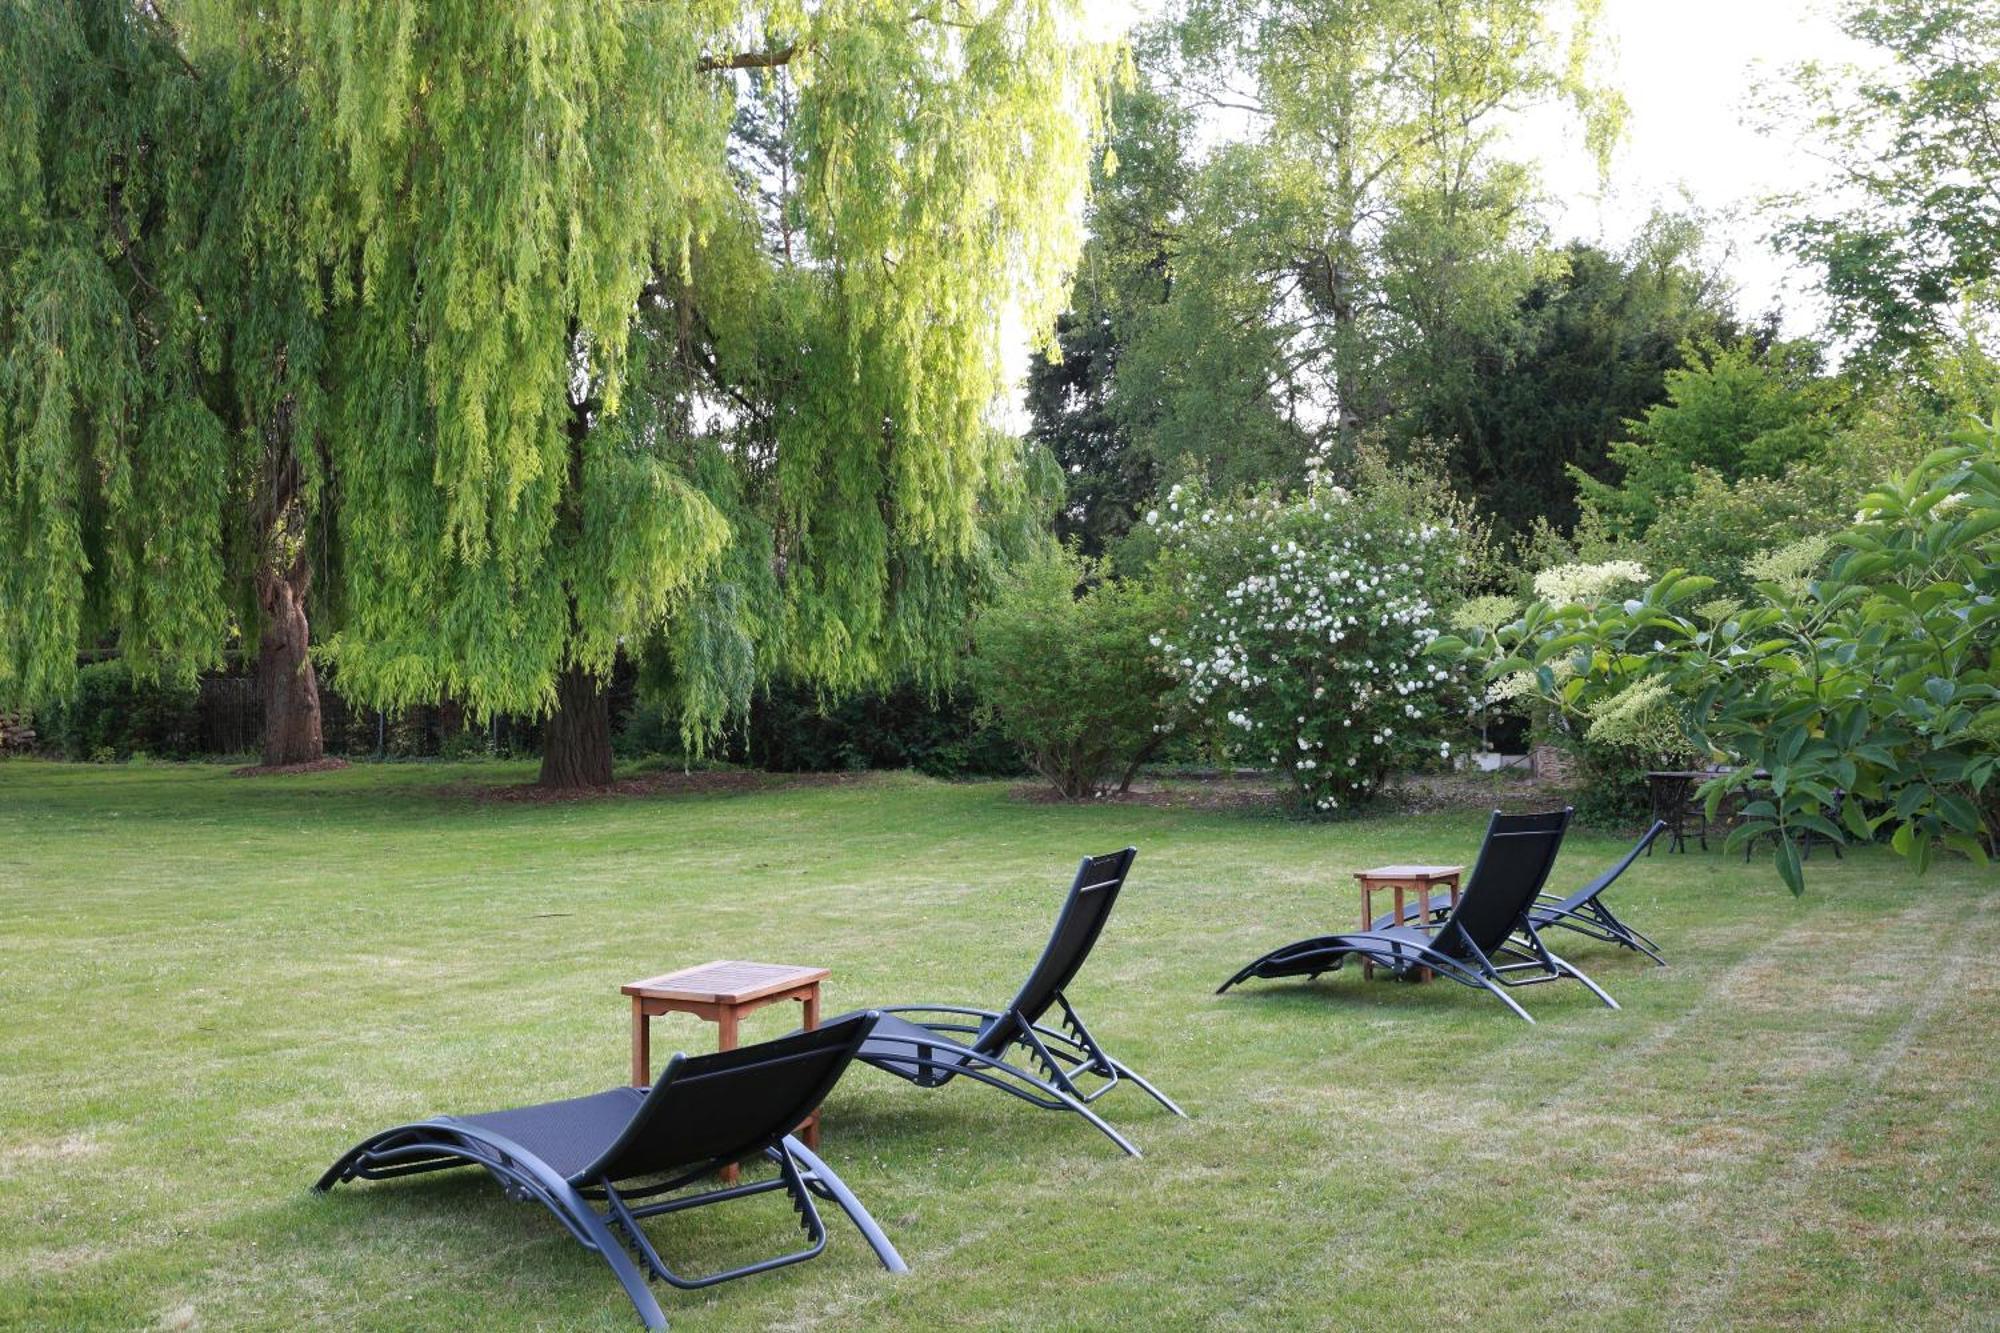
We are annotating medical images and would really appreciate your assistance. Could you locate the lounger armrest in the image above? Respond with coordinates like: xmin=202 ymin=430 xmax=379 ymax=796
xmin=874 ymin=1004 xmax=1006 ymax=1024
xmin=1528 ymin=901 xmax=1592 ymax=926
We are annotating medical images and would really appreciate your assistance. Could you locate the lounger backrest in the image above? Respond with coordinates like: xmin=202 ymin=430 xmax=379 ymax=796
xmin=1435 ymin=808 xmax=1572 ymax=957
xmin=1546 ymin=819 xmax=1665 ymax=915
xmin=973 ymin=847 xmax=1136 ymax=1055
xmin=574 ymin=1013 xmax=877 ymax=1184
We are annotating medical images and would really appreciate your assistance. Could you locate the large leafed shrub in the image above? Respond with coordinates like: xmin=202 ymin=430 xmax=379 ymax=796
xmin=1441 ymin=417 xmax=2000 ymax=891
xmin=965 ymin=547 xmax=1177 ymax=799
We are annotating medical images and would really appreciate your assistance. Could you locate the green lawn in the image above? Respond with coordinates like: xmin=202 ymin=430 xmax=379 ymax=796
xmin=0 ymin=761 xmax=1993 ymax=1330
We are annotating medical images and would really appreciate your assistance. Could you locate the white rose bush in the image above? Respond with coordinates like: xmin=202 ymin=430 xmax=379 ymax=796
xmin=1150 ymin=471 xmax=1479 ymax=813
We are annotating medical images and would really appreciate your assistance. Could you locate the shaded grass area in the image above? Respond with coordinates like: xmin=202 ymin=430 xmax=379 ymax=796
xmin=0 ymin=760 xmax=1993 ymax=1329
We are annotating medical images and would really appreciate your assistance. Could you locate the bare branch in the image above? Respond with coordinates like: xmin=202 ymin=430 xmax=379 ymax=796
xmin=699 ymin=45 xmax=798 ymax=73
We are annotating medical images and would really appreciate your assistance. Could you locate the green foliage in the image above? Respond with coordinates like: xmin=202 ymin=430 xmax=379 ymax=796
xmin=1765 ymin=0 xmax=2000 ymax=369
xmin=1638 ymin=464 xmax=1861 ymax=600
xmin=34 ymin=660 xmax=202 ymax=761
xmin=732 ymin=679 xmax=1024 ymax=778
xmin=1414 ymin=226 xmax=1747 ymax=536
xmin=0 ymin=4 xmax=250 ymax=709
xmin=2 ymin=2 xmax=1114 ymax=756
xmin=1029 ymin=0 xmax=1625 ymax=527
xmin=1573 ymin=339 xmax=1846 ymax=538
xmin=1025 ymin=80 xmax=1192 ymax=557
xmin=1152 ymin=458 xmax=1483 ymax=812
xmin=1441 ymin=418 xmax=2000 ymax=891
xmin=276 ymin=0 xmax=1104 ymax=720
xmin=965 ymin=546 xmax=1175 ymax=798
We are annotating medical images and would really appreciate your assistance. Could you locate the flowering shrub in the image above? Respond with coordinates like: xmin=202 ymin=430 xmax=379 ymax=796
xmin=1150 ymin=470 xmax=1478 ymax=812
xmin=1507 ymin=558 xmax=1684 ymax=824
xmin=1437 ymin=417 xmax=2000 ymax=892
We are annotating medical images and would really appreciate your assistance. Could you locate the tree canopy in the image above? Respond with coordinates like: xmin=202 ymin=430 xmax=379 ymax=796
xmin=1 ymin=1 xmax=1112 ymax=779
xmin=1026 ymin=0 xmax=1628 ymax=554
xmin=1766 ymin=0 xmax=2000 ymax=371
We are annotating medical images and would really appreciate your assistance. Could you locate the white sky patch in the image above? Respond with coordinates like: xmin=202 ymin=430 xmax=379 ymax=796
xmin=997 ymin=0 xmax=1868 ymax=431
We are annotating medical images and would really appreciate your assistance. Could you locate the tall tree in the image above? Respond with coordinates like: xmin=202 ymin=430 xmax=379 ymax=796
xmin=2 ymin=1 xmax=1111 ymax=787
xmin=1156 ymin=0 xmax=1622 ymax=448
xmin=0 ymin=1 xmax=333 ymax=767
xmin=1766 ymin=0 xmax=2000 ymax=370
xmin=1027 ymin=0 xmax=1623 ymax=537
xmin=1025 ymin=79 xmax=1194 ymax=556
xmin=1410 ymin=220 xmax=1746 ymax=536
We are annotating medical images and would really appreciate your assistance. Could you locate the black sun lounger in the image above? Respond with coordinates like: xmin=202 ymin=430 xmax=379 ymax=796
xmin=316 ymin=1014 xmax=904 ymax=1329
xmin=1218 ymin=808 xmax=1619 ymax=1022
xmin=1370 ymin=819 xmax=1668 ymax=965
xmin=822 ymin=848 xmax=1185 ymax=1157
xmin=1527 ymin=819 xmax=1668 ymax=962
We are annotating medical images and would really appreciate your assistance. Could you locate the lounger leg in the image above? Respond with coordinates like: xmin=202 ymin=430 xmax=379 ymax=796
xmin=566 ymin=1188 xmax=673 ymax=1331
xmin=954 ymin=1049 xmax=1144 ymax=1157
xmin=782 ymin=1137 xmax=909 ymax=1275
xmin=1544 ymin=946 xmax=1620 ymax=1010
xmin=1592 ymin=903 xmax=1668 ymax=965
xmin=315 ymin=1129 xmax=670 ymax=1331
xmin=1108 ymin=1059 xmax=1188 ymax=1118
xmin=1044 ymin=1084 xmax=1142 ymax=1157
xmin=1618 ymin=924 xmax=1668 ymax=966
xmin=1474 ymin=976 xmax=1537 ymax=1023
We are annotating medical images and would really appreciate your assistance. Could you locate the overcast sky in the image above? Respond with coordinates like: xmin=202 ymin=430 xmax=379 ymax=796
xmin=1006 ymin=0 xmax=1867 ymax=417
xmin=1523 ymin=0 xmax=1866 ymax=329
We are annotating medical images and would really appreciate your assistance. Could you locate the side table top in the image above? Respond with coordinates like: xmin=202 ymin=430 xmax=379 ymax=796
xmin=623 ymin=960 xmax=830 ymax=1004
xmin=1353 ymin=864 xmax=1463 ymax=882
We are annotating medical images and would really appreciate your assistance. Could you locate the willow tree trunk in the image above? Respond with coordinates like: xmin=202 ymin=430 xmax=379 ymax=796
xmin=538 ymin=664 xmax=613 ymax=788
xmin=255 ymin=553 xmax=324 ymax=767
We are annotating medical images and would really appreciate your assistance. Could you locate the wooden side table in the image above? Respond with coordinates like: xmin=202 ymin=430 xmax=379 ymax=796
xmin=622 ymin=960 xmax=829 ymax=1182
xmin=1353 ymin=864 xmax=1463 ymax=980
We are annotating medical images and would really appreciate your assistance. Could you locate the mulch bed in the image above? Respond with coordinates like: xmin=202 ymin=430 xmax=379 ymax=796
xmin=230 ymin=757 xmax=351 ymax=777
xmin=1012 ymin=767 xmax=1571 ymax=816
xmin=460 ymin=768 xmax=870 ymax=804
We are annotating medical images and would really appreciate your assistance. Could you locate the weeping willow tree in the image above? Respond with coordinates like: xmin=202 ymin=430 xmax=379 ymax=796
xmin=0 ymin=1 xmax=336 ymax=765
xmin=0 ymin=1 xmax=1109 ymax=784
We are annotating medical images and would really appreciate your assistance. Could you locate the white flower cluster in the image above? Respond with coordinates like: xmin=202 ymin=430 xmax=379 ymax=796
xmin=1532 ymin=560 xmax=1649 ymax=606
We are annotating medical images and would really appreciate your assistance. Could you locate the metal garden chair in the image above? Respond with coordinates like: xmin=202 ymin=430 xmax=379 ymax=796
xmin=1370 ymin=819 xmax=1669 ymax=965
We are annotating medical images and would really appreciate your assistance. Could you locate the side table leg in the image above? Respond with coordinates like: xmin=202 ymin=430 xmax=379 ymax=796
xmin=718 ymin=1005 xmax=742 ymax=1184
xmin=800 ymin=985 xmax=821 ymax=1149
xmin=1401 ymin=883 xmax=1431 ymax=983
xmin=630 ymin=999 xmax=649 ymax=1088
xmin=1361 ymin=883 xmax=1375 ymax=980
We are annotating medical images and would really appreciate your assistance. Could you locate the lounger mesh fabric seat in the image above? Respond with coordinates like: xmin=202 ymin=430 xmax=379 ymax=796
xmin=316 ymin=1014 xmax=905 ymax=1330
xmin=824 ymin=848 xmax=1185 ymax=1157
xmin=850 ymin=1011 xmax=983 ymax=1080
xmin=1370 ymin=819 xmax=1669 ymax=965
xmin=453 ymin=1087 xmax=648 ymax=1178
xmin=1219 ymin=808 xmax=1619 ymax=1022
